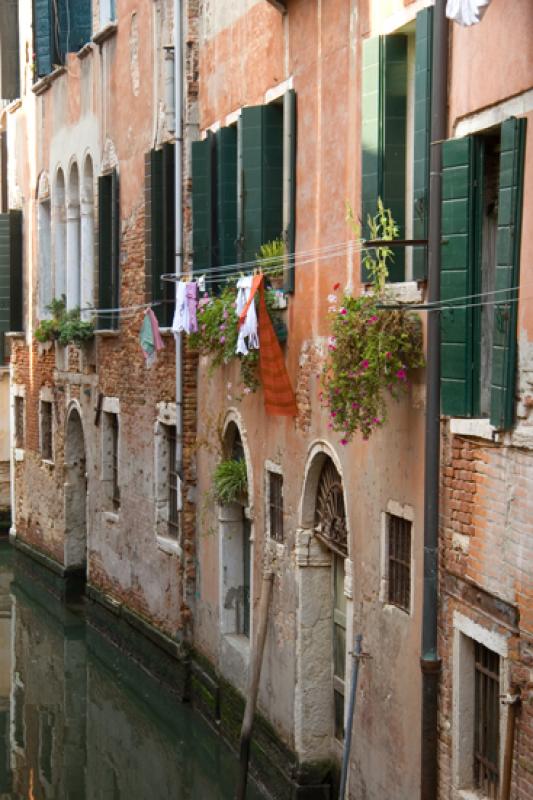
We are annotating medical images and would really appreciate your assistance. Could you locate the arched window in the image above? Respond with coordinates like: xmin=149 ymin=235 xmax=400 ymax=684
xmin=80 ymin=156 xmax=95 ymax=318
xmin=53 ymin=169 xmax=66 ymax=301
xmin=67 ymin=162 xmax=81 ymax=310
xmin=37 ymin=173 xmax=52 ymax=317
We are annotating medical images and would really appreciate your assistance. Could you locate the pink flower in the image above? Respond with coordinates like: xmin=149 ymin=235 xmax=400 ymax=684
xmin=223 ymin=308 xmax=228 ymax=319
xmin=396 ymin=368 xmax=407 ymax=381
xmin=360 ymin=359 xmax=369 ymax=370
xmin=331 ymin=411 xmax=337 ymax=418
xmin=385 ymin=351 xmax=392 ymax=359
xmin=340 ymin=307 xmax=347 ymax=316
xmin=243 ymin=387 xmax=252 ymax=395
xmin=366 ymin=314 xmax=378 ymax=325
xmin=372 ymin=417 xmax=380 ymax=425
xmin=219 ymin=323 xmax=226 ymax=331
xmin=340 ymin=438 xmax=348 ymax=446
xmin=327 ymin=423 xmax=333 ymax=429
xmin=351 ymin=401 xmax=359 ymax=409
xmin=220 ymin=336 xmax=226 ymax=344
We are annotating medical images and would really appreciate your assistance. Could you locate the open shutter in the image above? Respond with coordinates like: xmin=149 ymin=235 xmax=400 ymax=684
xmin=361 ymin=35 xmax=407 ymax=283
xmin=0 ymin=210 xmax=23 ymax=363
xmin=192 ymin=134 xmax=215 ymax=274
xmin=34 ymin=0 xmax=55 ymax=77
xmin=490 ymin=117 xmax=526 ymax=429
xmin=412 ymin=6 xmax=433 ymax=280
xmin=60 ymin=0 xmax=92 ymax=55
xmin=216 ymin=127 xmax=237 ymax=270
xmin=161 ymin=143 xmax=175 ymax=326
xmin=440 ymin=136 xmax=475 ymax=417
xmin=98 ymin=170 xmax=119 ymax=330
xmin=283 ymin=89 xmax=297 ymax=293
xmin=241 ymin=104 xmax=283 ymax=263
xmin=146 ymin=146 xmax=174 ymax=326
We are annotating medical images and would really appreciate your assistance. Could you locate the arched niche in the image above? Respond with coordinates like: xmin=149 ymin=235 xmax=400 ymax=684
xmin=80 ymin=155 xmax=95 ymax=317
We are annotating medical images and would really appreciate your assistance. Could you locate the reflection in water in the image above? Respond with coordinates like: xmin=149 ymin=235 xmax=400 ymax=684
xmin=0 ymin=543 xmax=266 ymax=800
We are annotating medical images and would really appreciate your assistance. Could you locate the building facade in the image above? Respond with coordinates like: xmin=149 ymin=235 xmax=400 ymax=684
xmin=0 ymin=1 xmax=532 ymax=799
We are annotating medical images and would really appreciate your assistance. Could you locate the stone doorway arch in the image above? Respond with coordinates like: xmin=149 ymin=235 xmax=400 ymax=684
xmin=64 ymin=407 xmax=88 ymax=576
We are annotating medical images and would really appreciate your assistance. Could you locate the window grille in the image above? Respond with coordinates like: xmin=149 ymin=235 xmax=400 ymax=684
xmin=314 ymin=459 xmax=347 ymax=556
xmin=474 ymin=642 xmax=500 ymax=797
xmin=388 ymin=514 xmax=411 ymax=612
xmin=41 ymin=401 xmax=53 ymax=460
xmin=167 ymin=425 xmax=179 ymax=540
xmin=14 ymin=396 xmax=24 ymax=449
xmin=111 ymin=413 xmax=120 ymax=511
xmin=268 ymin=471 xmax=284 ymax=542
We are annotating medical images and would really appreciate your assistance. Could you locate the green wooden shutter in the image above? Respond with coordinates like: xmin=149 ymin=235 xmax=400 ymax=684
xmin=283 ymin=89 xmax=297 ymax=293
xmin=146 ymin=145 xmax=175 ymax=326
xmin=361 ymin=35 xmax=407 ymax=283
xmin=34 ymin=0 xmax=55 ymax=77
xmin=98 ymin=170 xmax=119 ymax=330
xmin=192 ymin=134 xmax=215 ymax=274
xmin=440 ymin=136 xmax=475 ymax=417
xmin=490 ymin=117 xmax=526 ymax=429
xmin=61 ymin=0 xmax=92 ymax=54
xmin=0 ymin=210 xmax=23 ymax=363
xmin=412 ymin=7 xmax=433 ymax=280
xmin=161 ymin=142 xmax=175 ymax=326
xmin=241 ymin=104 xmax=283 ymax=263
xmin=216 ymin=127 xmax=237 ymax=268
xmin=0 ymin=0 xmax=21 ymax=99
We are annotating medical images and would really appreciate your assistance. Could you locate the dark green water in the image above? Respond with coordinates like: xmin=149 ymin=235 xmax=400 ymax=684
xmin=0 ymin=542 xmax=267 ymax=800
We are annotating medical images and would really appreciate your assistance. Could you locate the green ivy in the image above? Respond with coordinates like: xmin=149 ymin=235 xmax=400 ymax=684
xmin=213 ymin=458 xmax=248 ymax=505
xmin=34 ymin=296 xmax=95 ymax=347
xmin=321 ymin=201 xmax=425 ymax=442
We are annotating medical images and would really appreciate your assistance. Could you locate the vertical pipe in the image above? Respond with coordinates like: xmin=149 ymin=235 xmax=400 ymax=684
xmin=338 ymin=634 xmax=363 ymax=800
xmin=174 ymin=0 xmax=183 ymax=489
xmin=501 ymin=693 xmax=520 ymax=800
xmin=421 ymin=2 xmax=447 ymax=798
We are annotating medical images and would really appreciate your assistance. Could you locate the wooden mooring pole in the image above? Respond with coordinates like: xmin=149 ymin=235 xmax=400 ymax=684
xmin=235 ymin=571 xmax=274 ymax=800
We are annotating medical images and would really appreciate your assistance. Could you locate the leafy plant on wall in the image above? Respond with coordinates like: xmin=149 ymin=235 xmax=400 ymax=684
xmin=321 ymin=200 xmax=425 ymax=443
xmin=34 ymin=296 xmax=95 ymax=347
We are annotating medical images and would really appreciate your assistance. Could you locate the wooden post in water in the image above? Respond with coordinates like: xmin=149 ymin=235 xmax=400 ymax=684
xmin=235 ymin=571 xmax=274 ymax=800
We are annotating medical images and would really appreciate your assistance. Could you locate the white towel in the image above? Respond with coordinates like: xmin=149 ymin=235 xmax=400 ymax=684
xmin=446 ymin=0 xmax=491 ymax=26
xmin=235 ymin=275 xmax=259 ymax=356
xmin=172 ymin=281 xmax=189 ymax=338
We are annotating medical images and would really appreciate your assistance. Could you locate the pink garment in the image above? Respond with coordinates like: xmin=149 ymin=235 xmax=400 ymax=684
xmin=148 ymin=308 xmax=165 ymax=352
xmin=185 ymin=282 xmax=198 ymax=334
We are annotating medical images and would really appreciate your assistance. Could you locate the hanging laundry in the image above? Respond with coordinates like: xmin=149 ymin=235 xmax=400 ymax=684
xmin=446 ymin=0 xmax=491 ymax=26
xmin=238 ymin=275 xmax=298 ymax=417
xmin=140 ymin=308 xmax=165 ymax=367
xmin=172 ymin=280 xmax=198 ymax=337
xmin=236 ymin=275 xmax=260 ymax=356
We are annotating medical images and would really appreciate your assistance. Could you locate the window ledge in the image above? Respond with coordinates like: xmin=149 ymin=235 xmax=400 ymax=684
xmin=76 ymin=42 xmax=94 ymax=60
xmin=223 ymin=633 xmax=250 ymax=658
xmin=41 ymin=458 xmax=54 ymax=468
xmin=156 ymin=535 xmax=182 ymax=557
xmin=94 ymin=329 xmax=120 ymax=338
xmin=5 ymin=331 xmax=25 ymax=339
xmin=32 ymin=66 xmax=66 ymax=96
xmin=159 ymin=327 xmax=175 ymax=337
xmin=103 ymin=511 xmax=120 ymax=524
xmin=92 ymin=22 xmax=118 ymax=46
xmin=5 ymin=99 xmax=21 ymax=114
xmin=449 ymin=418 xmax=498 ymax=442
xmin=14 ymin=448 xmax=24 ymax=462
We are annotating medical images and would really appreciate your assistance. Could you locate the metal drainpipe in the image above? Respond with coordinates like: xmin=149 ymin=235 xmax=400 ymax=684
xmin=421 ymin=2 xmax=447 ymax=798
xmin=174 ymin=0 xmax=184 ymax=487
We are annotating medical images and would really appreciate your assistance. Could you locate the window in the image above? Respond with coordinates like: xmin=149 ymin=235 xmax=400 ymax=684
xmin=0 ymin=209 xmax=22 ymax=364
xmin=40 ymin=401 xmax=53 ymax=461
xmin=98 ymin=170 xmax=120 ymax=330
xmin=361 ymin=8 xmax=433 ymax=282
xmin=167 ymin=424 xmax=179 ymax=540
xmin=102 ymin=411 xmax=120 ymax=511
xmin=191 ymin=90 xmax=296 ymax=291
xmin=39 ymin=710 xmax=54 ymax=786
xmin=67 ymin=162 xmax=81 ymax=310
xmin=333 ymin=553 xmax=346 ymax=741
xmin=0 ymin=0 xmax=20 ymax=100
xmin=99 ymin=0 xmax=116 ymax=27
xmin=474 ymin=643 xmax=500 ymax=796
xmin=267 ymin=470 xmax=283 ymax=542
xmin=38 ymin=198 xmax=52 ymax=317
xmin=14 ymin=396 xmax=24 ymax=449
xmin=53 ymin=169 xmax=66 ymax=301
xmin=145 ymin=144 xmax=175 ymax=326
xmin=387 ymin=514 xmax=411 ymax=613
xmin=33 ymin=0 xmax=92 ymax=78
xmin=440 ymin=117 xmax=526 ymax=429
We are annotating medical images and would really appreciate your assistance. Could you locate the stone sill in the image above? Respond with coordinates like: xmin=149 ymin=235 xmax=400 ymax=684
xmin=4 ymin=99 xmax=21 ymax=114
xmin=449 ymin=417 xmax=498 ymax=443
xmin=156 ymin=535 xmax=182 ymax=557
xmin=94 ymin=328 xmax=120 ymax=338
xmin=5 ymin=331 xmax=25 ymax=339
xmin=223 ymin=633 xmax=250 ymax=659
xmin=103 ymin=511 xmax=120 ymax=524
xmin=41 ymin=458 xmax=55 ymax=468
xmin=32 ymin=66 xmax=66 ymax=96
xmin=92 ymin=22 xmax=118 ymax=46
xmin=362 ymin=281 xmax=423 ymax=304
xmin=76 ymin=42 xmax=94 ymax=60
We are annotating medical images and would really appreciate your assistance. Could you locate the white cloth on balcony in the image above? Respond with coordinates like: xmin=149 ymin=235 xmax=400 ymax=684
xmin=172 ymin=281 xmax=190 ymax=337
xmin=446 ymin=0 xmax=491 ymax=26
xmin=235 ymin=275 xmax=259 ymax=356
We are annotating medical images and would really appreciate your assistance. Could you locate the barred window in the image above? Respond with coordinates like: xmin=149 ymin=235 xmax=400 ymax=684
xmin=268 ymin=471 xmax=283 ymax=542
xmin=41 ymin=401 xmax=53 ymax=460
xmin=167 ymin=424 xmax=179 ymax=540
xmin=387 ymin=514 xmax=411 ymax=612
xmin=110 ymin=413 xmax=120 ymax=511
xmin=474 ymin=643 xmax=500 ymax=797
xmin=14 ymin=396 xmax=24 ymax=449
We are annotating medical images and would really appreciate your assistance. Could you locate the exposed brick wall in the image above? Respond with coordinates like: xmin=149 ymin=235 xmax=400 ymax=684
xmin=439 ymin=430 xmax=533 ymax=799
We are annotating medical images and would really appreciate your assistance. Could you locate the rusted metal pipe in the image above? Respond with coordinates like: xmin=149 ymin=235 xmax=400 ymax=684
xmin=235 ymin=571 xmax=274 ymax=800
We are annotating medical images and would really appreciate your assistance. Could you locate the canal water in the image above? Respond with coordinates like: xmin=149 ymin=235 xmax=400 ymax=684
xmin=0 ymin=541 xmax=267 ymax=799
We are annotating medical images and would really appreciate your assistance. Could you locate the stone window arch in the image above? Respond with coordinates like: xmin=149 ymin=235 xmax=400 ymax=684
xmin=37 ymin=172 xmax=52 ymax=317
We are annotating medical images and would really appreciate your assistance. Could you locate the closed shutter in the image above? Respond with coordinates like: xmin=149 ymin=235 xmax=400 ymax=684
xmin=98 ymin=170 xmax=119 ymax=330
xmin=34 ymin=0 xmax=55 ymax=77
xmin=0 ymin=0 xmax=21 ymax=99
xmin=146 ymin=145 xmax=175 ymax=326
xmin=241 ymin=104 xmax=283 ymax=263
xmin=412 ymin=6 xmax=433 ymax=280
xmin=192 ymin=134 xmax=215 ymax=274
xmin=0 ymin=210 xmax=23 ymax=363
xmin=440 ymin=136 xmax=475 ymax=417
xmin=361 ymin=35 xmax=407 ymax=283
xmin=59 ymin=0 xmax=91 ymax=55
xmin=490 ymin=117 xmax=526 ymax=429
xmin=216 ymin=126 xmax=237 ymax=269
xmin=161 ymin=142 xmax=175 ymax=326
xmin=283 ymin=89 xmax=297 ymax=293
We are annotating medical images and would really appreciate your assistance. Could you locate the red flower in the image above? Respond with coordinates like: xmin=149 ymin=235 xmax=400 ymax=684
xmin=333 ymin=282 xmax=341 ymax=290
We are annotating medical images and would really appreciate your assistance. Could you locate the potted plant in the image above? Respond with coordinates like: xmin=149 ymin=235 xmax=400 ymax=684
xmin=34 ymin=296 xmax=95 ymax=347
xmin=257 ymin=238 xmax=286 ymax=290
xmin=212 ymin=457 xmax=248 ymax=505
